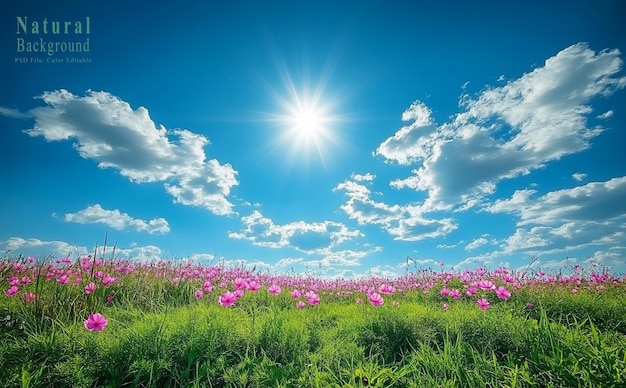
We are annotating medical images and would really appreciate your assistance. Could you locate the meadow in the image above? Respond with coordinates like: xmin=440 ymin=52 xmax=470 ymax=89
xmin=1 ymin=251 xmax=625 ymax=387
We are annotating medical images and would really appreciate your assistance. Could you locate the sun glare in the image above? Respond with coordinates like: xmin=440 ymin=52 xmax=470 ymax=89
xmin=257 ymin=52 xmax=351 ymax=170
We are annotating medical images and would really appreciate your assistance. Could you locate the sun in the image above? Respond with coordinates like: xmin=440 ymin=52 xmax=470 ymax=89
xmin=285 ymin=99 xmax=330 ymax=145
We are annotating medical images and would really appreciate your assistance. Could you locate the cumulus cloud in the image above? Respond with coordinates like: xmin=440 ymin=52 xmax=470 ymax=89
xmin=376 ymin=43 xmax=626 ymax=209
xmin=465 ymin=237 xmax=488 ymax=251
xmin=572 ymin=173 xmax=587 ymax=181
xmin=228 ymin=210 xmax=362 ymax=253
xmin=597 ymin=110 xmax=614 ymax=119
xmin=1 ymin=236 xmax=168 ymax=262
xmin=1 ymin=237 xmax=87 ymax=258
xmin=63 ymin=204 xmax=170 ymax=234
xmin=334 ymin=176 xmax=457 ymax=241
xmin=486 ymin=177 xmax=626 ymax=226
xmin=4 ymin=89 xmax=238 ymax=215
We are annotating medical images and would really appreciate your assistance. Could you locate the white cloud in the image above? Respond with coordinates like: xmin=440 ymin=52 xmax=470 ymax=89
xmin=63 ymin=204 xmax=170 ymax=234
xmin=597 ymin=110 xmax=614 ymax=119
xmin=487 ymin=177 xmax=626 ymax=226
xmin=0 ymin=236 xmax=174 ymax=263
xmin=7 ymin=90 xmax=238 ymax=215
xmin=334 ymin=176 xmax=457 ymax=241
xmin=376 ymin=43 xmax=626 ymax=209
xmin=351 ymin=172 xmax=375 ymax=182
xmin=0 ymin=107 xmax=31 ymax=118
xmin=228 ymin=210 xmax=362 ymax=253
xmin=572 ymin=173 xmax=587 ymax=181
xmin=465 ymin=236 xmax=488 ymax=251
xmin=1 ymin=237 xmax=88 ymax=259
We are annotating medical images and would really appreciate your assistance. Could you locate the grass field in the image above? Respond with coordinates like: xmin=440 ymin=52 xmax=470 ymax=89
xmin=1 ymin=253 xmax=625 ymax=387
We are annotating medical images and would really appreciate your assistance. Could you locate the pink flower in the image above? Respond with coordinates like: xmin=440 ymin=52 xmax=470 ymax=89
xmin=171 ymin=277 xmax=180 ymax=286
xmin=290 ymin=289 xmax=302 ymax=299
xmin=368 ymin=292 xmax=384 ymax=307
xmin=442 ymin=303 xmax=449 ymax=311
xmin=378 ymin=284 xmax=396 ymax=295
xmin=246 ymin=280 xmax=261 ymax=291
xmin=305 ymin=291 xmax=320 ymax=306
xmin=57 ymin=275 xmax=69 ymax=285
xmin=5 ymin=285 xmax=19 ymax=297
xmin=440 ymin=288 xmax=450 ymax=296
xmin=219 ymin=291 xmax=237 ymax=307
xmin=449 ymin=289 xmax=462 ymax=300
xmin=203 ymin=281 xmax=213 ymax=293
xmin=106 ymin=294 xmax=114 ymax=303
xmin=466 ymin=286 xmax=478 ymax=297
xmin=24 ymin=292 xmax=36 ymax=302
xmin=233 ymin=277 xmax=248 ymax=290
xmin=526 ymin=303 xmax=534 ymax=309
xmin=477 ymin=298 xmax=490 ymax=310
xmin=268 ymin=284 xmax=281 ymax=295
xmin=84 ymin=282 xmax=97 ymax=294
xmin=102 ymin=276 xmax=116 ymax=286
xmin=477 ymin=280 xmax=495 ymax=291
xmin=596 ymin=285 xmax=605 ymax=291
xmin=571 ymin=288 xmax=578 ymax=294
xmin=296 ymin=301 xmax=306 ymax=309
xmin=392 ymin=300 xmax=399 ymax=307
xmin=356 ymin=298 xmax=363 ymax=305
xmin=195 ymin=289 xmax=204 ymax=299
xmin=233 ymin=289 xmax=245 ymax=299
xmin=495 ymin=286 xmax=511 ymax=301
xmin=84 ymin=313 xmax=108 ymax=332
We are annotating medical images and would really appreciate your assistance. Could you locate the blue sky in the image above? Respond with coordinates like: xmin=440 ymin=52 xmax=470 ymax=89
xmin=1 ymin=1 xmax=625 ymax=277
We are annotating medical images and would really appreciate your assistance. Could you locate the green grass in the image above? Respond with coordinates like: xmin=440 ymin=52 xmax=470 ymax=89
xmin=1 ymin=256 xmax=625 ymax=387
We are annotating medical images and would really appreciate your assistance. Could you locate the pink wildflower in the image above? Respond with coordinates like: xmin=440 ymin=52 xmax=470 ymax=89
xmin=356 ymin=298 xmax=363 ymax=305
xmin=392 ymin=300 xmax=399 ymax=307
xmin=233 ymin=277 xmax=248 ymax=290
xmin=84 ymin=313 xmax=108 ymax=332
xmin=219 ymin=291 xmax=237 ymax=307
xmin=290 ymin=289 xmax=302 ymax=299
xmin=466 ymin=286 xmax=478 ymax=297
xmin=443 ymin=303 xmax=449 ymax=311
xmin=84 ymin=282 xmax=97 ymax=294
xmin=526 ymin=303 xmax=533 ymax=309
xmin=171 ymin=277 xmax=180 ymax=286
xmin=495 ymin=286 xmax=511 ymax=301
xmin=246 ymin=280 xmax=261 ymax=291
xmin=449 ymin=289 xmax=462 ymax=300
xmin=102 ymin=276 xmax=116 ymax=286
xmin=296 ymin=301 xmax=306 ymax=309
xmin=24 ymin=292 xmax=36 ymax=302
xmin=305 ymin=291 xmax=320 ymax=306
xmin=106 ymin=294 xmax=114 ymax=303
xmin=268 ymin=284 xmax=281 ymax=295
xmin=56 ymin=275 xmax=69 ymax=285
xmin=477 ymin=280 xmax=496 ymax=291
xmin=195 ymin=289 xmax=204 ymax=299
xmin=233 ymin=289 xmax=245 ymax=299
xmin=203 ymin=281 xmax=213 ymax=293
xmin=477 ymin=298 xmax=490 ymax=310
xmin=368 ymin=292 xmax=384 ymax=307
xmin=378 ymin=284 xmax=396 ymax=295
xmin=571 ymin=288 xmax=578 ymax=294
xmin=596 ymin=285 xmax=605 ymax=291
xmin=5 ymin=285 xmax=18 ymax=297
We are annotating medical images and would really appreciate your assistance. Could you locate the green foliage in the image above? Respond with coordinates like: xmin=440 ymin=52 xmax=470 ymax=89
xmin=1 ymin=255 xmax=626 ymax=387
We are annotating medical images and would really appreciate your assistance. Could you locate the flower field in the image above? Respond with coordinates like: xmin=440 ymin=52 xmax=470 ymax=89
xmin=1 ymin=254 xmax=626 ymax=387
